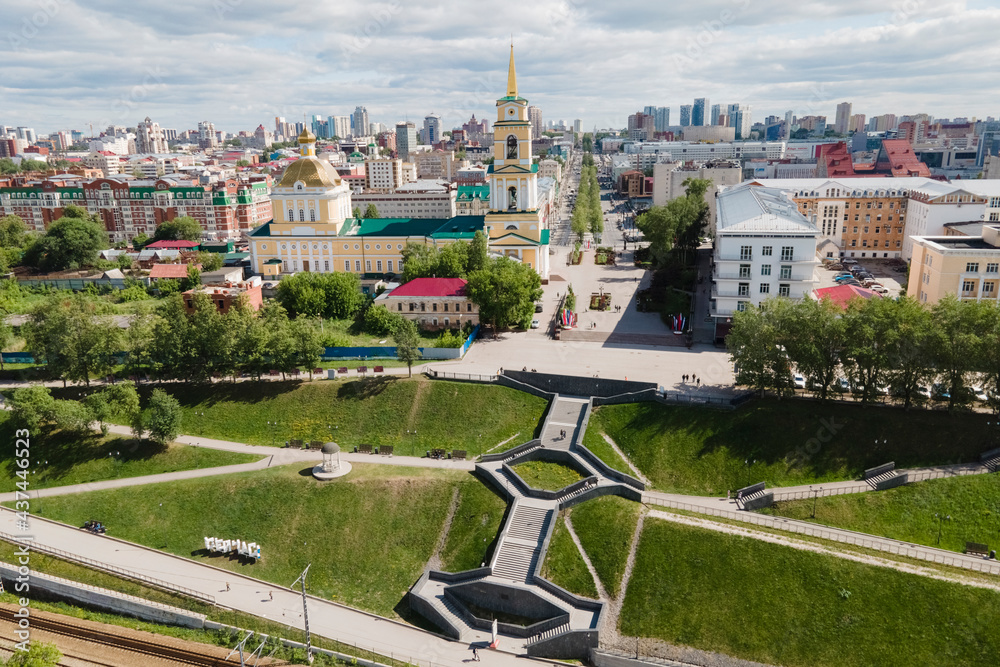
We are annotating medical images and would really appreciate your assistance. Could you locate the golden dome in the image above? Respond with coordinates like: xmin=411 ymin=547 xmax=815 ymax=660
xmin=298 ymin=128 xmax=317 ymax=144
xmin=278 ymin=158 xmax=341 ymax=188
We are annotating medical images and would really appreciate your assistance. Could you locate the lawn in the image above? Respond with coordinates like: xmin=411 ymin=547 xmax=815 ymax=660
xmin=763 ymin=474 xmax=1000 ymax=555
xmin=580 ymin=427 xmax=634 ymax=475
xmin=55 ymin=377 xmax=546 ymax=457
xmin=539 ymin=513 xmax=598 ymax=599
xmin=589 ymin=399 xmax=997 ymax=495
xmin=511 ymin=460 xmax=583 ymax=491
xmin=570 ymin=496 xmax=639 ymax=597
xmin=0 ymin=414 xmax=259 ymax=492
xmin=621 ymin=518 xmax=1000 ymax=667
xmin=439 ymin=479 xmax=507 ymax=572
xmin=29 ymin=463 xmax=462 ymax=618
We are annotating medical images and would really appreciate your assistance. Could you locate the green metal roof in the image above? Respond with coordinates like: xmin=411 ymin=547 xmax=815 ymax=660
xmin=430 ymin=216 xmax=485 ymax=239
xmin=456 ymin=185 xmax=489 ymax=201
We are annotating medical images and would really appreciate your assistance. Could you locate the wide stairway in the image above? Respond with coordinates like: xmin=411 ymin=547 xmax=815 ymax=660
xmin=491 ymin=500 xmax=554 ymax=584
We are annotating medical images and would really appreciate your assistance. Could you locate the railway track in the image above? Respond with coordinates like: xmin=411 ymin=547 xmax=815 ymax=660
xmin=0 ymin=607 xmax=268 ymax=666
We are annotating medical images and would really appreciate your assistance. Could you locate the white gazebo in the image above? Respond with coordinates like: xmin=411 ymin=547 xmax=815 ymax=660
xmin=312 ymin=442 xmax=352 ymax=480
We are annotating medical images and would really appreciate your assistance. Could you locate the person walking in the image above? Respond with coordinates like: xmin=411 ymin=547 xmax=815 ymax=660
xmin=473 ymin=647 xmax=481 ymax=662
xmin=225 ymin=582 xmax=230 ymax=592
xmin=269 ymin=591 xmax=273 ymax=601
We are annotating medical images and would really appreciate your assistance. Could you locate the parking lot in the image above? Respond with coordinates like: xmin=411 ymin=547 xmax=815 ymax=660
xmin=816 ymin=257 xmax=907 ymax=298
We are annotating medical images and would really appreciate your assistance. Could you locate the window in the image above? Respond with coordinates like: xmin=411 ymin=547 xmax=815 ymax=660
xmin=851 ymin=240 xmax=857 ymax=247
xmin=854 ymin=215 xmax=859 ymax=222
xmin=963 ymin=280 xmax=976 ymax=293
xmin=780 ymin=265 xmax=791 ymax=280
xmin=736 ymin=301 xmax=748 ymax=312
xmin=966 ymin=262 xmax=980 ymax=273
xmin=324 ymin=260 xmax=330 ymax=272
xmin=780 ymin=247 xmax=793 ymax=261
xmin=420 ymin=303 xmax=426 ymax=312
xmin=432 ymin=303 xmax=438 ymax=312
xmin=778 ymin=284 xmax=790 ymax=297
xmin=739 ymin=264 xmax=751 ymax=278
xmin=355 ymin=260 xmax=361 ymax=272
xmin=397 ymin=303 xmax=403 ymax=311
xmin=506 ymin=134 xmax=518 ymax=159
xmin=309 ymin=210 xmax=316 ymax=222
xmin=985 ymin=282 xmax=996 ymax=294
xmin=759 ymin=283 xmax=770 ymax=294
xmin=761 ymin=264 xmax=771 ymax=276
xmin=287 ymin=209 xmax=293 ymax=220
xmin=842 ymin=226 xmax=847 ymax=233
xmin=862 ymin=240 xmax=868 ymax=248
xmin=443 ymin=303 xmax=449 ymax=312
xmin=740 ymin=246 xmax=753 ymax=260
xmin=376 ymin=260 xmax=382 ymax=272
xmin=345 ymin=260 xmax=350 ymax=271
xmin=863 ymin=226 xmax=869 ymax=234
xmin=299 ymin=209 xmax=305 ymax=221
xmin=987 ymin=263 xmax=998 ymax=274
xmin=467 ymin=303 xmax=473 ymax=312
xmin=365 ymin=260 xmax=371 ymax=272
xmin=738 ymin=283 xmax=749 ymax=297
xmin=874 ymin=227 xmax=880 ymax=234
xmin=762 ymin=246 xmax=772 ymax=256
xmin=387 ymin=260 xmax=393 ymax=273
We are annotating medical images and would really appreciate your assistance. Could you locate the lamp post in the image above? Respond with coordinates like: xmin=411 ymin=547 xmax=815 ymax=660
xmin=811 ymin=486 xmax=821 ymax=519
xmin=110 ymin=450 xmax=121 ymax=477
xmin=268 ymin=421 xmax=278 ymax=448
xmin=935 ymin=513 xmax=951 ymax=545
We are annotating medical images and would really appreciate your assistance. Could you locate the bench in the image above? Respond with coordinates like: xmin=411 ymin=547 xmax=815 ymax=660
xmin=377 ymin=445 xmax=393 ymax=456
xmin=358 ymin=366 xmax=368 ymax=374
xmin=428 ymin=448 xmax=446 ymax=460
xmin=338 ymin=367 xmax=349 ymax=375
xmin=374 ymin=366 xmax=384 ymax=373
xmin=313 ymin=368 xmax=324 ymax=376
xmin=357 ymin=444 xmax=374 ymax=454
xmin=451 ymin=450 xmax=467 ymax=461
xmin=289 ymin=439 xmax=304 ymax=449
xmin=269 ymin=369 xmax=280 ymax=377
xmin=966 ymin=541 xmax=990 ymax=557
xmin=309 ymin=440 xmax=324 ymax=449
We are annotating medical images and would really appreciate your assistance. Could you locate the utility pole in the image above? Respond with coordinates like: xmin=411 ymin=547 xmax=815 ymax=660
xmin=291 ymin=564 xmax=314 ymax=663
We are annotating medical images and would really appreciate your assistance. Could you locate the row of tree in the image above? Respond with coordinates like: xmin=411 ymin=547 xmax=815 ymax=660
xmin=636 ymin=178 xmax=711 ymax=265
xmin=571 ymin=157 xmax=603 ymax=242
xmin=727 ymin=294 xmax=1000 ymax=410
xmin=400 ymin=231 xmax=489 ymax=283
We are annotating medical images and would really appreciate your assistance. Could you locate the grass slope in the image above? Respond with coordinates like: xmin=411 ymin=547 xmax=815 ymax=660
xmin=540 ymin=514 xmax=598 ymax=599
xmin=580 ymin=427 xmax=633 ymax=475
xmin=764 ymin=474 xmax=1000 ymax=554
xmin=570 ymin=496 xmax=639 ymax=597
xmin=29 ymin=464 xmax=460 ymax=618
xmin=511 ymin=460 xmax=583 ymax=491
xmin=590 ymin=399 xmax=995 ymax=495
xmin=440 ymin=480 xmax=507 ymax=572
xmin=0 ymin=414 xmax=258 ymax=492
xmin=622 ymin=518 xmax=1000 ymax=667
xmin=56 ymin=378 xmax=546 ymax=456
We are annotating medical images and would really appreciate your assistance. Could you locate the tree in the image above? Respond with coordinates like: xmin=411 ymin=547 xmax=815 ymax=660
xmin=466 ymin=231 xmax=488 ymax=274
xmin=884 ymin=297 xmax=934 ymax=409
xmin=23 ymin=293 xmax=122 ymax=386
xmin=841 ymin=296 xmax=899 ymax=404
xmin=0 ymin=319 xmax=12 ymax=370
xmin=4 ymin=641 xmax=63 ymax=666
xmin=197 ymin=251 xmax=223 ymax=272
xmin=9 ymin=385 xmax=57 ymax=432
xmin=132 ymin=232 xmax=150 ymax=250
xmin=930 ymin=295 xmax=982 ymax=410
xmin=777 ymin=297 xmax=846 ymax=400
xmin=182 ymin=263 xmax=201 ymax=291
xmin=352 ymin=206 xmax=362 ymax=219
xmin=393 ymin=317 xmax=422 ymax=378
xmin=19 ymin=159 xmax=48 ymax=173
xmin=84 ymin=381 xmax=141 ymax=435
xmin=466 ymin=256 xmax=543 ymax=333
xmin=22 ymin=205 xmax=108 ymax=272
xmin=364 ymin=203 xmax=380 ymax=219
xmin=0 ymin=214 xmax=28 ymax=248
xmin=726 ymin=303 xmax=788 ymax=395
xmin=140 ymin=389 xmax=183 ymax=445
xmin=276 ymin=272 xmax=364 ymax=320
xmin=236 ymin=159 xmax=250 ymax=167
xmin=153 ymin=216 xmax=202 ymax=242
xmin=362 ymin=304 xmax=404 ymax=337
xmin=290 ymin=317 xmax=324 ymax=378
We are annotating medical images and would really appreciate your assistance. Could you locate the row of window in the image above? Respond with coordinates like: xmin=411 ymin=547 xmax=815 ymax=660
xmin=261 ymin=243 xmax=405 ymax=251
xmin=280 ymin=259 xmax=404 ymax=274
xmin=398 ymin=302 xmax=474 ymax=313
xmin=739 ymin=246 xmax=794 ymax=261
xmin=737 ymin=283 xmax=791 ymax=297
xmin=965 ymin=263 xmax=1000 ymax=273
xmin=850 ymin=239 xmax=900 ymax=248
xmin=739 ymin=264 xmax=792 ymax=279
xmin=844 ymin=225 xmax=903 ymax=235
xmin=963 ymin=281 xmax=997 ymax=294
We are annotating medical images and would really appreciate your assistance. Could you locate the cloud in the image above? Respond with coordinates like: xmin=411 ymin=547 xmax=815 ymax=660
xmin=0 ymin=0 xmax=995 ymax=135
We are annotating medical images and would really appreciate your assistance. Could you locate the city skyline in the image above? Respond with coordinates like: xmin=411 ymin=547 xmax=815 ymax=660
xmin=2 ymin=0 xmax=999 ymax=135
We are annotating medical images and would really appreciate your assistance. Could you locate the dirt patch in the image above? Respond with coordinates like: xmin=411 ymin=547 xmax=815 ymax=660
xmin=426 ymin=487 xmax=460 ymax=571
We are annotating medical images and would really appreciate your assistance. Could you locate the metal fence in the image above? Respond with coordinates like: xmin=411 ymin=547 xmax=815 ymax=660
xmin=770 ymin=483 xmax=871 ymax=501
xmin=0 ymin=532 xmax=216 ymax=604
xmin=642 ymin=496 xmax=1000 ymax=576
xmin=427 ymin=370 xmax=497 ymax=383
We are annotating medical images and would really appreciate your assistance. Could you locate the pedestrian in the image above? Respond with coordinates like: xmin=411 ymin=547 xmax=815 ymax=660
xmin=473 ymin=647 xmax=481 ymax=661
xmin=691 ymin=373 xmax=696 ymax=382
xmin=269 ymin=591 xmax=273 ymax=601
xmin=226 ymin=582 xmax=230 ymax=592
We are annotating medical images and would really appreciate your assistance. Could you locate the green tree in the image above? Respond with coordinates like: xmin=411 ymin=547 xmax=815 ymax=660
xmin=362 ymin=304 xmax=404 ymax=337
xmin=352 ymin=206 xmax=362 ymax=219
xmin=19 ymin=159 xmax=48 ymax=173
xmin=841 ymin=296 xmax=899 ymax=404
xmin=182 ymin=263 xmax=201 ymax=291
xmin=132 ymin=232 xmax=150 ymax=250
xmin=236 ymin=159 xmax=250 ymax=167
xmin=153 ymin=216 xmax=202 ymax=242
xmin=290 ymin=317 xmax=324 ymax=378
xmin=197 ymin=251 xmax=223 ymax=272
xmin=4 ymin=641 xmax=63 ymax=666
xmin=364 ymin=203 xmax=380 ymax=219
xmin=22 ymin=205 xmax=108 ymax=272
xmin=930 ymin=295 xmax=981 ymax=410
xmin=0 ymin=158 xmax=19 ymax=175
xmin=393 ymin=317 xmax=422 ymax=378
xmin=466 ymin=256 xmax=542 ymax=333
xmin=141 ymin=388 xmax=183 ymax=445
xmin=276 ymin=272 xmax=364 ymax=319
xmin=9 ymin=385 xmax=56 ymax=432
xmin=23 ymin=293 xmax=122 ymax=386
xmin=777 ymin=297 xmax=846 ymax=400
xmin=885 ymin=297 xmax=934 ymax=409
xmin=727 ymin=302 xmax=788 ymax=395
xmin=0 ymin=318 xmax=12 ymax=370
xmin=467 ymin=231 xmax=489 ymax=274
xmin=0 ymin=214 xmax=28 ymax=248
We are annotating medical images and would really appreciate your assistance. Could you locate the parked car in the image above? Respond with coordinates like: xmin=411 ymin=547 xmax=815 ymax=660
xmin=932 ymin=384 xmax=951 ymax=400
xmin=793 ymin=375 xmax=806 ymax=389
xmin=970 ymin=386 xmax=989 ymax=402
xmin=530 ymin=319 xmax=540 ymax=329
xmin=842 ymin=258 xmax=858 ymax=265
xmin=872 ymin=286 xmax=889 ymax=295
xmin=915 ymin=385 xmax=932 ymax=399
xmin=835 ymin=377 xmax=851 ymax=393
xmin=535 ymin=302 xmax=543 ymax=313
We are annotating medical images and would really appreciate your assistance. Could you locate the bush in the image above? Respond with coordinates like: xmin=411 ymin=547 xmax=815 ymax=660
xmin=361 ymin=304 xmax=403 ymax=337
xmin=436 ymin=329 xmax=465 ymax=348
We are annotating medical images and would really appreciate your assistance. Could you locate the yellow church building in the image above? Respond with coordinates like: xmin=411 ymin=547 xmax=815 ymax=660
xmin=249 ymin=46 xmax=550 ymax=280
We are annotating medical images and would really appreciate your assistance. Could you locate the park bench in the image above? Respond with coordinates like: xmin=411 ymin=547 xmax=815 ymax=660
xmin=374 ymin=366 xmax=384 ymax=373
xmin=377 ymin=445 xmax=393 ymax=456
xmin=269 ymin=369 xmax=280 ymax=377
xmin=313 ymin=368 xmax=323 ymax=376
xmin=451 ymin=450 xmax=467 ymax=461
xmin=338 ymin=367 xmax=349 ymax=375
xmin=357 ymin=444 xmax=374 ymax=454
xmin=428 ymin=448 xmax=446 ymax=460
xmin=358 ymin=366 xmax=368 ymax=374
xmin=291 ymin=368 xmax=301 ymax=377
xmin=966 ymin=542 xmax=990 ymax=557
xmin=289 ymin=439 xmax=304 ymax=449
xmin=309 ymin=440 xmax=324 ymax=449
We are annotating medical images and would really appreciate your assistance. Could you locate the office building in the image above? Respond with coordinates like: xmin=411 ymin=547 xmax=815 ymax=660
xmin=528 ymin=106 xmax=543 ymax=140
xmin=680 ymin=105 xmax=692 ymax=127
xmin=395 ymin=122 xmax=417 ymax=162
xmin=692 ymin=98 xmax=709 ymax=126
xmin=352 ymin=106 xmax=369 ymax=138
xmin=422 ymin=114 xmax=441 ymax=145
xmin=834 ymin=102 xmax=852 ymax=135
xmin=135 ymin=117 xmax=167 ymax=154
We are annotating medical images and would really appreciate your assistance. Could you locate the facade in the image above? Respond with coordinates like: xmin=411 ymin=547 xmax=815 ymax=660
xmin=136 ymin=117 xmax=168 ymax=154
xmin=712 ymin=184 xmax=820 ymax=327
xmin=374 ymin=277 xmax=478 ymax=330
xmin=0 ymin=173 xmax=270 ymax=242
xmin=364 ymin=157 xmax=404 ymax=192
xmin=681 ymin=125 xmax=735 ymax=142
xmin=422 ymin=114 xmax=441 ymax=145
xmin=197 ymin=122 xmax=217 ymax=150
xmin=395 ymin=122 xmax=417 ymax=162
xmin=692 ymin=98 xmax=708 ymax=126
xmin=903 ymin=182 xmax=987 ymax=259
xmin=679 ymin=105 xmax=692 ymax=127
xmin=834 ymin=102 xmax=852 ymax=135
xmin=528 ymin=106 xmax=543 ymax=140
xmin=183 ymin=276 xmax=264 ymax=314
xmin=82 ymin=151 xmax=122 ymax=177
xmin=652 ymin=160 xmax=742 ymax=231
xmin=727 ymin=104 xmax=752 ymax=139
xmin=456 ymin=185 xmax=490 ymax=216
xmin=414 ymin=150 xmax=464 ymax=180
xmin=909 ymin=227 xmax=1000 ymax=305
xmin=624 ymin=141 xmax=786 ymax=170
xmin=538 ymin=159 xmax=562 ymax=182
xmin=353 ymin=107 xmax=369 ymax=138
xmin=353 ymin=180 xmax=457 ymax=218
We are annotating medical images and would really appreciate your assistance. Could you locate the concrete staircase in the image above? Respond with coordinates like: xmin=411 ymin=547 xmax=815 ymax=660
xmin=491 ymin=502 xmax=553 ymax=584
xmin=526 ymin=622 xmax=571 ymax=647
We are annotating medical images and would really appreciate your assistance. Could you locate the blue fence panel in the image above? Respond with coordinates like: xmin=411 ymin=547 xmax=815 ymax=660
xmin=322 ymin=347 xmax=398 ymax=360
xmin=1 ymin=353 xmax=35 ymax=364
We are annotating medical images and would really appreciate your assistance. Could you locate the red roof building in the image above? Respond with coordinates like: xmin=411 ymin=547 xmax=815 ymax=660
xmin=149 ymin=263 xmax=198 ymax=280
xmin=875 ymin=139 xmax=932 ymax=177
xmin=376 ymin=278 xmax=477 ymax=331
xmin=389 ymin=277 xmax=468 ymax=298
xmin=145 ymin=240 xmax=201 ymax=250
xmin=814 ymin=284 xmax=881 ymax=310
xmin=816 ymin=142 xmax=857 ymax=178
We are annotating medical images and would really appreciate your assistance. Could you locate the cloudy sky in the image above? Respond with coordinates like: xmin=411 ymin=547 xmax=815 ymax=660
xmin=2 ymin=0 xmax=998 ymax=136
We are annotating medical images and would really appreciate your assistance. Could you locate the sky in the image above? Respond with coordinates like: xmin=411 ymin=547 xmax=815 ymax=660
xmin=2 ymin=0 xmax=999 ymax=136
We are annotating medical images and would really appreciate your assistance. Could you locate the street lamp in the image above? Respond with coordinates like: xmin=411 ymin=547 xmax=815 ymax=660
xmin=268 ymin=421 xmax=278 ymax=448
xmin=110 ymin=450 xmax=121 ymax=477
xmin=811 ymin=486 xmax=822 ymax=519
xmin=935 ymin=513 xmax=951 ymax=545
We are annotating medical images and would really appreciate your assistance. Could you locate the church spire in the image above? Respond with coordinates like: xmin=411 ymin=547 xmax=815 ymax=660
xmin=506 ymin=42 xmax=518 ymax=98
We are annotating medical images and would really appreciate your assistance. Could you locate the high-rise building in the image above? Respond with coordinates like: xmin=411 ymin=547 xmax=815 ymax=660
xmin=135 ymin=117 xmax=167 ymax=154
xmin=849 ymin=114 xmax=867 ymax=134
xmin=692 ymin=98 xmax=709 ymax=126
xmin=711 ymin=104 xmax=722 ymax=126
xmin=310 ymin=115 xmax=327 ymax=139
xmin=422 ymin=114 xmax=441 ymax=145
xmin=573 ymin=119 xmax=582 ymax=134
xmin=16 ymin=127 xmax=36 ymax=144
xmin=197 ymin=121 xmax=217 ymax=149
xmin=680 ymin=105 xmax=692 ymax=127
xmin=395 ymin=121 xmax=417 ymax=161
xmin=726 ymin=104 xmax=752 ymax=139
xmin=835 ymin=102 xmax=852 ymax=135
xmin=528 ymin=106 xmax=543 ymax=140
xmin=784 ymin=110 xmax=794 ymax=139
xmin=329 ymin=116 xmax=351 ymax=140
xmin=352 ymin=106 xmax=369 ymax=138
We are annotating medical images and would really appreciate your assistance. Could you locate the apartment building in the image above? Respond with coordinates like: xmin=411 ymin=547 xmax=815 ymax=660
xmin=909 ymin=226 xmax=1000 ymax=304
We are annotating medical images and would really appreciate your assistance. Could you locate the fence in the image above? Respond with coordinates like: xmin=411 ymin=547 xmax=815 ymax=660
xmin=642 ymin=496 xmax=1000 ymax=575
xmin=427 ymin=370 xmax=497 ymax=383
xmin=769 ymin=464 xmax=993 ymax=502
xmin=655 ymin=390 xmax=752 ymax=409
xmin=0 ymin=532 xmax=216 ymax=604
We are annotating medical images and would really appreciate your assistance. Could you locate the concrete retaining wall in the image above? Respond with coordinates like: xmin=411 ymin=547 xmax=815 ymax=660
xmin=0 ymin=562 xmax=205 ymax=629
xmin=480 ymin=439 xmax=542 ymax=463
xmin=527 ymin=629 xmax=599 ymax=659
xmin=449 ymin=581 xmax=564 ymax=621
xmin=592 ymin=388 xmax=659 ymax=406
xmin=741 ymin=492 xmax=774 ymax=511
xmin=558 ymin=483 xmax=643 ymax=510
xmin=502 ymin=371 xmax=656 ymax=398
xmin=575 ymin=444 xmax=645 ymax=490
xmin=496 ymin=375 xmax=556 ymax=401
xmin=877 ymin=473 xmax=909 ymax=491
